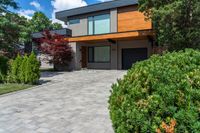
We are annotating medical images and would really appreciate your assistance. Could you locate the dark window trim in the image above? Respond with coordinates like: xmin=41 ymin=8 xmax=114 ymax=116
xmin=88 ymin=17 xmax=94 ymax=35
xmin=87 ymin=14 xmax=111 ymax=35
xmin=69 ymin=19 xmax=80 ymax=25
xmin=88 ymin=46 xmax=111 ymax=63
xmin=88 ymin=47 xmax=94 ymax=62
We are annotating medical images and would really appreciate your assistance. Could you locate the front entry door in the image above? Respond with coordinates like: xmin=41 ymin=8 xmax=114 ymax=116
xmin=122 ymin=48 xmax=148 ymax=70
xmin=81 ymin=46 xmax=87 ymax=68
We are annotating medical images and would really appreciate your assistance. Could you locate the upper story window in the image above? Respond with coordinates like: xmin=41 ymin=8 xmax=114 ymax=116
xmin=88 ymin=14 xmax=110 ymax=35
xmin=69 ymin=19 xmax=80 ymax=25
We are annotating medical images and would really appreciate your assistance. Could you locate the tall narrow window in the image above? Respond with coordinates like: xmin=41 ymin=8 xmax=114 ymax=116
xmin=88 ymin=47 xmax=94 ymax=62
xmin=88 ymin=14 xmax=110 ymax=35
xmin=88 ymin=17 xmax=93 ymax=35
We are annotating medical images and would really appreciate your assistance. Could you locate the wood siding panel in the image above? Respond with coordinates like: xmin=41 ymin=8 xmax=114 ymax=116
xmin=118 ymin=6 xmax=152 ymax=32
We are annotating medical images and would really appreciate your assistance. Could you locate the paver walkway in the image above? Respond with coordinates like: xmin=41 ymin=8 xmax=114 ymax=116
xmin=0 ymin=70 xmax=126 ymax=133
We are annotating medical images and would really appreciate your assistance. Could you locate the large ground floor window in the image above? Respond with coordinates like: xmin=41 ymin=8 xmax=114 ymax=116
xmin=88 ymin=46 xmax=110 ymax=63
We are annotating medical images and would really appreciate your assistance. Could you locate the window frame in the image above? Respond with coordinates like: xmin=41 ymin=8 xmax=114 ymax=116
xmin=88 ymin=17 xmax=94 ymax=35
xmin=69 ymin=19 xmax=80 ymax=25
xmin=87 ymin=14 xmax=111 ymax=35
xmin=88 ymin=46 xmax=111 ymax=63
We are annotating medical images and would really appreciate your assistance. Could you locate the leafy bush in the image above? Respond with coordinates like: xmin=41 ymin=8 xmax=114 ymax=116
xmin=26 ymin=52 xmax=40 ymax=84
xmin=19 ymin=55 xmax=28 ymax=83
xmin=0 ymin=56 xmax=9 ymax=82
xmin=109 ymin=49 xmax=200 ymax=133
xmin=7 ymin=54 xmax=22 ymax=83
xmin=7 ymin=52 xmax=40 ymax=84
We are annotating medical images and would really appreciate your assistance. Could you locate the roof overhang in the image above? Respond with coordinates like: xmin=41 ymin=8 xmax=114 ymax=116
xmin=31 ymin=28 xmax=72 ymax=39
xmin=56 ymin=0 xmax=138 ymax=21
xmin=66 ymin=30 xmax=155 ymax=43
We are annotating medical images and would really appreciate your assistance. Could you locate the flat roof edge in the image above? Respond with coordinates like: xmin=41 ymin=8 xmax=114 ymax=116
xmin=56 ymin=0 xmax=137 ymax=21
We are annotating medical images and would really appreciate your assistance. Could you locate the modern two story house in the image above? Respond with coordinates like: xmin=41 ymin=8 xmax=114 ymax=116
xmin=56 ymin=0 xmax=154 ymax=70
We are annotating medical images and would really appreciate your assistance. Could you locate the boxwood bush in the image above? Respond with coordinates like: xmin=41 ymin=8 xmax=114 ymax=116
xmin=109 ymin=49 xmax=200 ymax=133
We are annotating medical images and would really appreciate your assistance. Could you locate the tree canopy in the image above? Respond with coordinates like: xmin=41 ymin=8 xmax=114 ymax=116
xmin=138 ymin=0 xmax=200 ymax=51
xmin=0 ymin=13 xmax=27 ymax=54
xmin=0 ymin=10 xmax=62 ymax=56
xmin=29 ymin=12 xmax=52 ymax=33
xmin=0 ymin=0 xmax=19 ymax=13
xmin=29 ymin=12 xmax=62 ymax=33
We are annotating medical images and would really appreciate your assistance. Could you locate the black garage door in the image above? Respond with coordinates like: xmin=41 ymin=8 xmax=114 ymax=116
xmin=122 ymin=48 xmax=148 ymax=70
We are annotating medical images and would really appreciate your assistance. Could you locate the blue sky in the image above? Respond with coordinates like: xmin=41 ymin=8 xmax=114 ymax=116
xmin=14 ymin=0 xmax=110 ymax=25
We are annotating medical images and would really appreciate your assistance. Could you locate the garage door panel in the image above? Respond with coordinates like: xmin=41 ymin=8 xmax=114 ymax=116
xmin=122 ymin=48 xmax=148 ymax=70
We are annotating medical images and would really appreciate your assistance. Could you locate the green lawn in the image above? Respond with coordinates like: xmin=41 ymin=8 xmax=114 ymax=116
xmin=0 ymin=84 xmax=33 ymax=95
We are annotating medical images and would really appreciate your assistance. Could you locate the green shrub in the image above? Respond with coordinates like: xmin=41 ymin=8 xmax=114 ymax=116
xmin=0 ymin=56 xmax=9 ymax=83
xmin=7 ymin=55 xmax=22 ymax=83
xmin=26 ymin=52 xmax=40 ymax=84
xmin=109 ymin=49 xmax=200 ymax=133
xmin=7 ymin=52 xmax=40 ymax=84
xmin=19 ymin=55 xmax=28 ymax=83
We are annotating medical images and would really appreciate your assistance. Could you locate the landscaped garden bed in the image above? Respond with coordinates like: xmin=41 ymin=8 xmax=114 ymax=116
xmin=0 ymin=52 xmax=40 ymax=95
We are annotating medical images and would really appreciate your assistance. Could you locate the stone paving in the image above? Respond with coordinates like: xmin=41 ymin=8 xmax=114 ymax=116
xmin=0 ymin=70 xmax=126 ymax=133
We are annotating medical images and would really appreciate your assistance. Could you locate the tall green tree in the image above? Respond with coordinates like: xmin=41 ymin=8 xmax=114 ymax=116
xmin=138 ymin=0 xmax=200 ymax=51
xmin=0 ymin=11 xmax=62 ymax=55
xmin=0 ymin=0 xmax=23 ymax=55
xmin=0 ymin=0 xmax=19 ymax=13
xmin=0 ymin=13 xmax=27 ymax=53
xmin=50 ymin=22 xmax=62 ymax=30
xmin=29 ymin=12 xmax=62 ymax=33
xmin=0 ymin=7 xmax=62 ymax=56
xmin=29 ymin=12 xmax=51 ymax=33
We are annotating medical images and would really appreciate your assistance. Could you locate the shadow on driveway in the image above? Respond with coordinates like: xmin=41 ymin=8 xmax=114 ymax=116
xmin=40 ymin=71 xmax=63 ymax=78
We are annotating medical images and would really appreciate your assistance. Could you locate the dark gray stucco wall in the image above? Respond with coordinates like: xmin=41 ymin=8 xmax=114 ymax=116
xmin=67 ymin=18 xmax=88 ymax=37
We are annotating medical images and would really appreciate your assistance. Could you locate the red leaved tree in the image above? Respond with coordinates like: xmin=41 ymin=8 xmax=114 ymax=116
xmin=36 ymin=30 xmax=73 ymax=71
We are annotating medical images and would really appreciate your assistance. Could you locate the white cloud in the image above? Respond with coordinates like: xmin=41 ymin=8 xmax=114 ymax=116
xmin=18 ymin=9 xmax=35 ymax=19
xmin=51 ymin=0 xmax=87 ymax=12
xmin=30 ymin=1 xmax=42 ymax=10
xmin=51 ymin=0 xmax=87 ymax=27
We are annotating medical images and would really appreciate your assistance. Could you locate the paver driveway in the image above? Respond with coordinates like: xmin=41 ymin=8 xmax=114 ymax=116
xmin=0 ymin=70 xmax=126 ymax=133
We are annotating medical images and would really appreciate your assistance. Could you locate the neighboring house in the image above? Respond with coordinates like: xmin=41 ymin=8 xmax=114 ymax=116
xmin=56 ymin=0 xmax=154 ymax=70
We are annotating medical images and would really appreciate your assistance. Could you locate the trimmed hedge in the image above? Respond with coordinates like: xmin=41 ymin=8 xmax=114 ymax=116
xmin=109 ymin=49 xmax=200 ymax=133
xmin=0 ymin=56 xmax=9 ymax=83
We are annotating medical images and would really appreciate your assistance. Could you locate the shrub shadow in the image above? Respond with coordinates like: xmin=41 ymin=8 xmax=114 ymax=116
xmin=38 ymin=79 xmax=51 ymax=85
xmin=40 ymin=71 xmax=63 ymax=78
